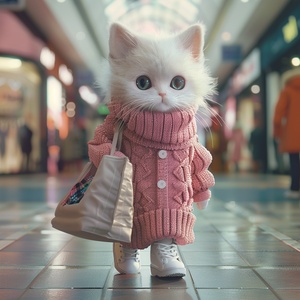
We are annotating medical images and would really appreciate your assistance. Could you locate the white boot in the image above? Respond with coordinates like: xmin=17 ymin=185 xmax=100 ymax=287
xmin=150 ymin=238 xmax=186 ymax=277
xmin=113 ymin=242 xmax=141 ymax=274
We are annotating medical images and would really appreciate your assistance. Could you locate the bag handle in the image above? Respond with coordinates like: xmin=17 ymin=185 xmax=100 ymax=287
xmin=110 ymin=122 xmax=124 ymax=156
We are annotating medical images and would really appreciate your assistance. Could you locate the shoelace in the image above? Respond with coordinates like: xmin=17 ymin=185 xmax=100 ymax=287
xmin=156 ymin=243 xmax=179 ymax=259
xmin=122 ymin=246 xmax=140 ymax=261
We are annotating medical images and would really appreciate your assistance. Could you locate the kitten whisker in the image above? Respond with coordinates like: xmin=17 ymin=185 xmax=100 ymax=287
xmin=206 ymin=106 xmax=227 ymax=129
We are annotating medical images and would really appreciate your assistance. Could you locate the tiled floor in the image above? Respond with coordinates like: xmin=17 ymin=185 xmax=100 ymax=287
xmin=0 ymin=173 xmax=299 ymax=300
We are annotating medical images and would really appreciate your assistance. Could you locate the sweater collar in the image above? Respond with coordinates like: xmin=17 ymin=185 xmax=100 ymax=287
xmin=109 ymin=102 xmax=197 ymax=146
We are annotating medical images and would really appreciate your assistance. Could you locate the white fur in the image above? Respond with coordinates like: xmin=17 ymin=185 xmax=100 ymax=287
xmin=97 ymin=23 xmax=216 ymax=112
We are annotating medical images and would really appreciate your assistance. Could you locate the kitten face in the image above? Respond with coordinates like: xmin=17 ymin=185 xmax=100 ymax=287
xmin=105 ymin=23 xmax=214 ymax=112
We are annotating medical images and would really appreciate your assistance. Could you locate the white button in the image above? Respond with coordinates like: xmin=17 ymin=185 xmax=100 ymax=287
xmin=157 ymin=180 xmax=166 ymax=189
xmin=158 ymin=150 xmax=167 ymax=159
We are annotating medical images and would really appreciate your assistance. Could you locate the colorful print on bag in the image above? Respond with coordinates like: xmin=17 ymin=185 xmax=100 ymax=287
xmin=65 ymin=175 xmax=94 ymax=205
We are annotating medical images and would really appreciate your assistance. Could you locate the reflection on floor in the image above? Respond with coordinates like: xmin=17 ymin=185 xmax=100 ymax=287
xmin=0 ymin=173 xmax=299 ymax=300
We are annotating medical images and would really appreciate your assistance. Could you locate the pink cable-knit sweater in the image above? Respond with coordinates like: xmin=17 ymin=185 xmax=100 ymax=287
xmin=88 ymin=102 xmax=214 ymax=249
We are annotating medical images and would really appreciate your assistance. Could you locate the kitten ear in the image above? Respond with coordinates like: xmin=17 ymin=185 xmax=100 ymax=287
xmin=109 ymin=23 xmax=137 ymax=59
xmin=177 ymin=24 xmax=205 ymax=61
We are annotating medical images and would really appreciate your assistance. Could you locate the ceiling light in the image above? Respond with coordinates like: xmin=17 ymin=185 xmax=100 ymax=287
xmin=40 ymin=47 xmax=55 ymax=70
xmin=291 ymin=57 xmax=300 ymax=67
xmin=66 ymin=110 xmax=75 ymax=118
xmin=0 ymin=57 xmax=22 ymax=69
xmin=66 ymin=102 xmax=76 ymax=110
xmin=222 ymin=31 xmax=231 ymax=42
xmin=79 ymin=85 xmax=98 ymax=105
xmin=47 ymin=76 xmax=63 ymax=127
xmin=59 ymin=64 xmax=73 ymax=85
xmin=251 ymin=85 xmax=260 ymax=94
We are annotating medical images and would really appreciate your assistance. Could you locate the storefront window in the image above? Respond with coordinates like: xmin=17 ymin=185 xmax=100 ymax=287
xmin=0 ymin=57 xmax=41 ymax=174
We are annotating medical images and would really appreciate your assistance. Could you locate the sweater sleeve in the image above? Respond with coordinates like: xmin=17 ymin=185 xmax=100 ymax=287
xmin=88 ymin=113 xmax=125 ymax=167
xmin=191 ymin=142 xmax=215 ymax=206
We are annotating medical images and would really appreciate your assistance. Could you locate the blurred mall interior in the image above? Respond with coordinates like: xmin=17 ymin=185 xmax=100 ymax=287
xmin=1 ymin=0 xmax=300 ymax=176
xmin=0 ymin=1 xmax=300 ymax=299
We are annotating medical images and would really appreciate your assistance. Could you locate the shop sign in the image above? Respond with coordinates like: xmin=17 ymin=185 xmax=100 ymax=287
xmin=231 ymin=48 xmax=261 ymax=95
xmin=261 ymin=5 xmax=300 ymax=70
xmin=222 ymin=45 xmax=242 ymax=62
xmin=282 ymin=16 xmax=298 ymax=43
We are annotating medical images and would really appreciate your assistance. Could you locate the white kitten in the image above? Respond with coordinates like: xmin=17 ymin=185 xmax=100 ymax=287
xmin=97 ymin=23 xmax=216 ymax=112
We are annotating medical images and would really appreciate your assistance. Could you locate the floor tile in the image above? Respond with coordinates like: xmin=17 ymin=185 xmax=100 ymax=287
xmin=62 ymin=238 xmax=114 ymax=251
xmin=241 ymin=252 xmax=300 ymax=267
xmin=221 ymin=232 xmax=278 ymax=242
xmin=3 ymin=240 xmax=66 ymax=252
xmin=0 ymin=240 xmax=13 ymax=250
xmin=255 ymin=268 xmax=300 ymax=289
xmin=17 ymin=232 xmax=72 ymax=242
xmin=193 ymin=224 xmax=218 ymax=233
xmin=0 ymin=290 xmax=25 ymax=300
xmin=19 ymin=289 xmax=103 ymax=300
xmin=190 ymin=232 xmax=226 ymax=242
xmin=181 ymin=240 xmax=235 ymax=252
xmin=50 ymin=251 xmax=113 ymax=266
xmin=182 ymin=251 xmax=247 ymax=266
xmin=197 ymin=288 xmax=279 ymax=300
xmin=189 ymin=267 xmax=267 ymax=289
xmin=275 ymin=289 xmax=300 ymax=300
xmin=279 ymin=230 xmax=300 ymax=241
xmin=213 ymin=225 xmax=262 ymax=233
xmin=0 ymin=268 xmax=42 ymax=289
xmin=103 ymin=288 xmax=199 ymax=300
xmin=0 ymin=251 xmax=57 ymax=266
xmin=108 ymin=267 xmax=192 ymax=289
xmin=31 ymin=267 xmax=110 ymax=289
xmin=228 ymin=240 xmax=296 ymax=252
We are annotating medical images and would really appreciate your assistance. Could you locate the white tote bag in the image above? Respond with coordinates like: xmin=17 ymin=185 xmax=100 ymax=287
xmin=51 ymin=124 xmax=134 ymax=243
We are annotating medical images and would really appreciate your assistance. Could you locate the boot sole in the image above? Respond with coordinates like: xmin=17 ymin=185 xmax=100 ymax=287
xmin=151 ymin=265 xmax=186 ymax=278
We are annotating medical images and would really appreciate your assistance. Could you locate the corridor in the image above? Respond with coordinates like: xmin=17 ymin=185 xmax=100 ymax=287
xmin=0 ymin=173 xmax=299 ymax=299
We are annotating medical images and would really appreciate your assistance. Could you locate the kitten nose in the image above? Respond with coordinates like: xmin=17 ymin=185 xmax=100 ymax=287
xmin=159 ymin=92 xmax=166 ymax=98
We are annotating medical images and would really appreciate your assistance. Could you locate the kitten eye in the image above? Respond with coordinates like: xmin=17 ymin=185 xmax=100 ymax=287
xmin=170 ymin=76 xmax=185 ymax=90
xmin=136 ymin=76 xmax=152 ymax=90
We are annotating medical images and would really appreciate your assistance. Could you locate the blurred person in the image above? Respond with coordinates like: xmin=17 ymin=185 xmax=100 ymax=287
xmin=47 ymin=117 xmax=61 ymax=175
xmin=273 ymin=137 xmax=285 ymax=174
xmin=18 ymin=119 xmax=33 ymax=172
xmin=0 ymin=122 xmax=8 ymax=159
xmin=228 ymin=121 xmax=246 ymax=172
xmin=273 ymin=69 xmax=300 ymax=199
xmin=249 ymin=118 xmax=264 ymax=172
